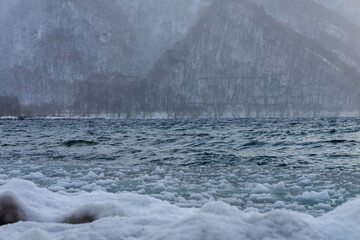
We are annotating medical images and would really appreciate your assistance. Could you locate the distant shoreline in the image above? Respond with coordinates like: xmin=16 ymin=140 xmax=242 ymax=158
xmin=1 ymin=114 xmax=360 ymax=121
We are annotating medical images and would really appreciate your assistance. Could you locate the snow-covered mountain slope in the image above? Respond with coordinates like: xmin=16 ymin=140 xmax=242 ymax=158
xmin=0 ymin=0 xmax=359 ymax=116
xmin=253 ymin=0 xmax=360 ymax=72
xmin=0 ymin=0 xmax=204 ymax=104
xmin=314 ymin=0 xmax=360 ymax=28
xmin=148 ymin=0 xmax=360 ymax=117
xmin=1 ymin=0 xmax=204 ymax=76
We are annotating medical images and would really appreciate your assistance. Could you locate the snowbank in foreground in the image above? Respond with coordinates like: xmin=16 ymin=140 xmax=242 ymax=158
xmin=0 ymin=179 xmax=359 ymax=240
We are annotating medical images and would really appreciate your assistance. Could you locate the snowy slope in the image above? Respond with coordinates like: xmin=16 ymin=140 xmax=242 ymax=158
xmin=0 ymin=0 xmax=204 ymax=104
xmin=253 ymin=0 xmax=360 ymax=71
xmin=149 ymin=0 xmax=360 ymax=117
xmin=1 ymin=0 xmax=360 ymax=116
xmin=314 ymin=0 xmax=360 ymax=27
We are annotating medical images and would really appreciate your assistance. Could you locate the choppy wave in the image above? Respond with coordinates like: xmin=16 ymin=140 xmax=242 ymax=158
xmin=0 ymin=180 xmax=359 ymax=240
xmin=322 ymin=139 xmax=359 ymax=144
xmin=1 ymin=119 xmax=360 ymax=216
xmin=62 ymin=140 xmax=98 ymax=147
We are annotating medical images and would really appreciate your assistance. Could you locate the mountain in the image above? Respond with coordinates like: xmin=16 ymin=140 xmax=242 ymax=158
xmin=254 ymin=0 xmax=360 ymax=72
xmin=314 ymin=0 xmax=360 ymax=27
xmin=148 ymin=0 xmax=360 ymax=117
xmin=0 ymin=0 xmax=359 ymax=117
xmin=0 ymin=0 xmax=204 ymax=105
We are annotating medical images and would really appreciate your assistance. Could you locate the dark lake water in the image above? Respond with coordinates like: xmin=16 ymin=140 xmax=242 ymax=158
xmin=1 ymin=118 xmax=360 ymax=216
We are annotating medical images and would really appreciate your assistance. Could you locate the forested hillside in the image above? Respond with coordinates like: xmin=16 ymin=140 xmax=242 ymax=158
xmin=148 ymin=0 xmax=360 ymax=117
xmin=1 ymin=0 xmax=359 ymax=117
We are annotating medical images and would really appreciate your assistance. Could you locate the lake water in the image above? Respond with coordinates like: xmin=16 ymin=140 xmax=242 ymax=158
xmin=1 ymin=118 xmax=360 ymax=239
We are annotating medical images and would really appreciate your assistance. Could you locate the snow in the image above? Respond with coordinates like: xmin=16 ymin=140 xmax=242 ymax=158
xmin=1 ymin=179 xmax=359 ymax=240
xmin=19 ymin=229 xmax=51 ymax=240
xmin=0 ymin=175 xmax=8 ymax=180
xmin=0 ymin=116 xmax=18 ymax=120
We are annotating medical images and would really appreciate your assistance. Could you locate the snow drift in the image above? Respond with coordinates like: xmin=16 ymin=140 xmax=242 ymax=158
xmin=0 ymin=179 xmax=359 ymax=240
